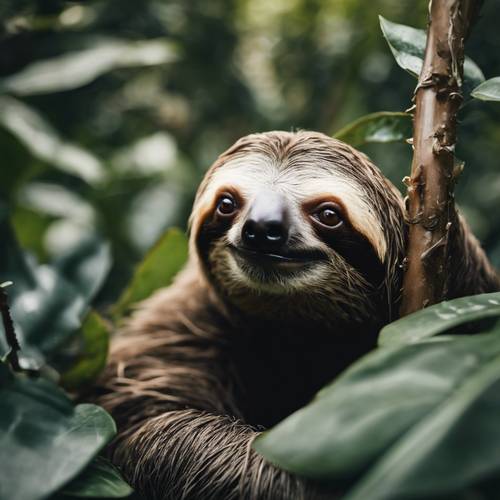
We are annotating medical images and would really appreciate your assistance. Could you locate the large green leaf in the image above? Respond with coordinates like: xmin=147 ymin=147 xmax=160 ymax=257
xmin=379 ymin=292 xmax=500 ymax=347
xmin=379 ymin=16 xmax=484 ymax=97
xmin=344 ymin=346 xmax=500 ymax=500
xmin=57 ymin=457 xmax=133 ymax=498
xmin=59 ymin=311 xmax=110 ymax=390
xmin=0 ymin=97 xmax=105 ymax=185
xmin=333 ymin=112 xmax=412 ymax=147
xmin=253 ymin=332 xmax=500 ymax=490
xmin=0 ymin=38 xmax=178 ymax=96
xmin=112 ymin=228 xmax=188 ymax=320
xmin=471 ymin=77 xmax=500 ymax=102
xmin=0 ymin=364 xmax=116 ymax=500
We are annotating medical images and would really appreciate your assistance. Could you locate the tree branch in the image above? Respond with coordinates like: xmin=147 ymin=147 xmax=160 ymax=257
xmin=400 ymin=0 xmax=481 ymax=315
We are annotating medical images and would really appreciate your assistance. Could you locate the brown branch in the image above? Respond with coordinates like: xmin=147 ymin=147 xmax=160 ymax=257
xmin=0 ymin=283 xmax=22 ymax=371
xmin=400 ymin=0 xmax=481 ymax=316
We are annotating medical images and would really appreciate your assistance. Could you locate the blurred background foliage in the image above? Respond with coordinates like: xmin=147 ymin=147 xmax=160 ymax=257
xmin=1 ymin=0 xmax=500 ymax=307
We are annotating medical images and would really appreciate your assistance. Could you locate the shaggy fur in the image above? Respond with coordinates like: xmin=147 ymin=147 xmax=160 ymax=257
xmin=93 ymin=131 xmax=499 ymax=500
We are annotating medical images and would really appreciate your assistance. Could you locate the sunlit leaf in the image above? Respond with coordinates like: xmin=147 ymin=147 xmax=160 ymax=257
xmin=112 ymin=228 xmax=188 ymax=320
xmin=379 ymin=292 xmax=500 ymax=347
xmin=471 ymin=77 xmax=500 ymax=102
xmin=379 ymin=16 xmax=485 ymax=97
xmin=0 ymin=97 xmax=105 ymax=185
xmin=333 ymin=112 xmax=412 ymax=147
xmin=254 ymin=331 xmax=500 ymax=498
xmin=0 ymin=38 xmax=179 ymax=96
xmin=59 ymin=311 xmax=110 ymax=390
xmin=19 ymin=183 xmax=95 ymax=224
xmin=112 ymin=132 xmax=179 ymax=176
xmin=0 ymin=363 xmax=116 ymax=500
xmin=58 ymin=456 xmax=133 ymax=498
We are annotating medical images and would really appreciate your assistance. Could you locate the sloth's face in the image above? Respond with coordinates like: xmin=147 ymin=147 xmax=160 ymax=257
xmin=191 ymin=132 xmax=403 ymax=324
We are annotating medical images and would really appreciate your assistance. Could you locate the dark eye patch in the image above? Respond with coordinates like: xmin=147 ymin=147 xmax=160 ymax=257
xmin=195 ymin=189 xmax=242 ymax=261
xmin=196 ymin=206 xmax=233 ymax=257
xmin=303 ymin=196 xmax=385 ymax=286
xmin=313 ymin=222 xmax=385 ymax=286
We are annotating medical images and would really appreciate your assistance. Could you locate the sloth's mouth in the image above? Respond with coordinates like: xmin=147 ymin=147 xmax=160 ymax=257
xmin=230 ymin=245 xmax=327 ymax=266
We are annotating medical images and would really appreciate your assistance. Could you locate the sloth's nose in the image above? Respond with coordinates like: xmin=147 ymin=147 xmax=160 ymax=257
xmin=241 ymin=191 xmax=289 ymax=252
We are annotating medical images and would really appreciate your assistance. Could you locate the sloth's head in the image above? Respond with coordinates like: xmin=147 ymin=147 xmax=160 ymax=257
xmin=190 ymin=131 xmax=405 ymax=327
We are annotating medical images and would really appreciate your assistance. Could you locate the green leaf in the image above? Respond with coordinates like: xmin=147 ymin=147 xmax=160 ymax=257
xmin=59 ymin=311 xmax=110 ymax=390
xmin=379 ymin=16 xmax=485 ymax=97
xmin=253 ymin=332 xmax=500 ymax=486
xmin=0 ymin=363 xmax=116 ymax=500
xmin=0 ymin=38 xmax=179 ymax=96
xmin=0 ymin=202 xmax=37 ymax=294
xmin=0 ymin=209 xmax=109 ymax=367
xmin=112 ymin=228 xmax=188 ymax=320
xmin=55 ymin=238 xmax=111 ymax=302
xmin=19 ymin=182 xmax=95 ymax=224
xmin=471 ymin=77 xmax=500 ymax=102
xmin=333 ymin=112 xmax=412 ymax=147
xmin=379 ymin=292 xmax=500 ymax=347
xmin=344 ymin=345 xmax=500 ymax=500
xmin=58 ymin=456 xmax=133 ymax=498
xmin=0 ymin=97 xmax=105 ymax=185
xmin=12 ymin=206 xmax=55 ymax=262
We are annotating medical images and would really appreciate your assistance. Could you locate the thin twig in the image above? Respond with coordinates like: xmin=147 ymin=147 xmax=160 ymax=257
xmin=0 ymin=282 xmax=22 ymax=371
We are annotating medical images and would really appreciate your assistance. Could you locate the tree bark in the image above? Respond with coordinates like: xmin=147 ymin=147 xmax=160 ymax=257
xmin=400 ymin=0 xmax=481 ymax=316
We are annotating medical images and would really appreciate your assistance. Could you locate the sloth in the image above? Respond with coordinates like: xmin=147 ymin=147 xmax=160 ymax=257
xmin=94 ymin=131 xmax=499 ymax=500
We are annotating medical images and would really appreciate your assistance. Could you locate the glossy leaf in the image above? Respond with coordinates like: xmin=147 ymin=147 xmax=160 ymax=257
xmin=55 ymin=238 xmax=111 ymax=302
xmin=253 ymin=332 xmax=500 ymax=486
xmin=0 ymin=209 xmax=109 ymax=367
xmin=0 ymin=97 xmax=105 ymax=185
xmin=379 ymin=16 xmax=485 ymax=97
xmin=345 ymin=345 xmax=500 ymax=500
xmin=379 ymin=292 xmax=500 ymax=347
xmin=0 ymin=363 xmax=116 ymax=500
xmin=0 ymin=38 xmax=178 ymax=96
xmin=112 ymin=228 xmax=188 ymax=320
xmin=59 ymin=311 xmax=110 ymax=390
xmin=58 ymin=456 xmax=133 ymax=498
xmin=333 ymin=112 xmax=412 ymax=147
xmin=471 ymin=77 xmax=500 ymax=102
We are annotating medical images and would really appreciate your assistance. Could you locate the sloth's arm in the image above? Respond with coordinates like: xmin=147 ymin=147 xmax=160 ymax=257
xmin=110 ymin=409 xmax=313 ymax=500
xmin=447 ymin=213 xmax=500 ymax=298
xmin=94 ymin=269 xmax=329 ymax=500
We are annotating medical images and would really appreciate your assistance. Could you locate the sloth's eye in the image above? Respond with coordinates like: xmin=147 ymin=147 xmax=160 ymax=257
xmin=315 ymin=204 xmax=343 ymax=228
xmin=217 ymin=195 xmax=236 ymax=216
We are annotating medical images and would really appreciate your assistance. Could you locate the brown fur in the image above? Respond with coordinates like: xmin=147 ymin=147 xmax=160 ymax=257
xmin=93 ymin=131 xmax=499 ymax=500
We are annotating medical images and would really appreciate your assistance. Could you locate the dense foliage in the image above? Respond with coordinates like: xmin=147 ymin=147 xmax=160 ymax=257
xmin=0 ymin=217 xmax=188 ymax=499
xmin=2 ymin=1 xmax=500 ymax=499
